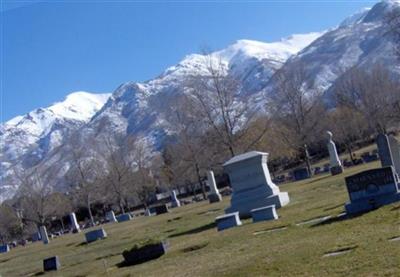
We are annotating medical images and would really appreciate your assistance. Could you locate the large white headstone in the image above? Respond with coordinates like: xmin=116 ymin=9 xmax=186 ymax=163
xmin=327 ymin=131 xmax=343 ymax=175
xmin=171 ymin=190 xmax=181 ymax=208
xmin=207 ymin=170 xmax=222 ymax=203
xmin=224 ymin=151 xmax=290 ymax=218
xmin=39 ymin=226 xmax=49 ymax=244
xmin=69 ymin=212 xmax=80 ymax=232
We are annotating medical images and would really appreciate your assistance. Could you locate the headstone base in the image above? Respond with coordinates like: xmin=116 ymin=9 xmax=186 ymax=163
xmin=225 ymin=192 xmax=289 ymax=219
xmin=208 ymin=193 xmax=222 ymax=203
xmin=170 ymin=201 xmax=181 ymax=208
xmin=345 ymin=191 xmax=400 ymax=214
xmin=215 ymin=212 xmax=242 ymax=231
xmin=251 ymin=205 xmax=278 ymax=223
xmin=330 ymin=165 xmax=343 ymax=176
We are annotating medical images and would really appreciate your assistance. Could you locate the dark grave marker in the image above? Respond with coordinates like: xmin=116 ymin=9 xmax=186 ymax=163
xmin=344 ymin=166 xmax=400 ymax=214
xmin=122 ymin=242 xmax=168 ymax=266
xmin=293 ymin=168 xmax=310 ymax=181
xmin=43 ymin=256 xmax=60 ymax=271
xmin=154 ymin=204 xmax=169 ymax=215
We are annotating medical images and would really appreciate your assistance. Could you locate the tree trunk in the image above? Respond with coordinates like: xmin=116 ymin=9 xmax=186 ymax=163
xmin=346 ymin=144 xmax=356 ymax=164
xmin=195 ymin=163 xmax=207 ymax=200
xmin=60 ymin=218 xmax=65 ymax=232
xmin=87 ymin=196 xmax=95 ymax=227
xmin=228 ymin=145 xmax=235 ymax=158
xmin=303 ymin=145 xmax=313 ymax=176
xmin=119 ymin=200 xmax=125 ymax=214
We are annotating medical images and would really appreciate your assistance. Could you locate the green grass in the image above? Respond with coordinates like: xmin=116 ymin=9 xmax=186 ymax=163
xmin=1 ymin=161 xmax=399 ymax=277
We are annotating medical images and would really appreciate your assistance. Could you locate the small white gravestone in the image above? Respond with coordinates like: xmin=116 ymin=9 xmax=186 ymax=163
xmin=144 ymin=208 xmax=152 ymax=216
xmin=327 ymin=131 xmax=343 ymax=175
xmin=171 ymin=190 xmax=181 ymax=208
xmin=105 ymin=211 xmax=117 ymax=223
xmin=224 ymin=151 xmax=289 ymax=218
xmin=69 ymin=212 xmax=80 ymax=232
xmin=39 ymin=226 xmax=49 ymax=244
xmin=215 ymin=212 xmax=242 ymax=231
xmin=207 ymin=170 xmax=222 ymax=203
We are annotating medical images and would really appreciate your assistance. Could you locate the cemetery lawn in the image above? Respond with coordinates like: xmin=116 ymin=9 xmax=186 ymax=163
xmin=1 ymin=161 xmax=399 ymax=277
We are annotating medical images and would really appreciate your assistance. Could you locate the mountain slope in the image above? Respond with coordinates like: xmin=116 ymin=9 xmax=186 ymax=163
xmin=0 ymin=92 xmax=110 ymax=202
xmin=265 ymin=0 xmax=400 ymax=94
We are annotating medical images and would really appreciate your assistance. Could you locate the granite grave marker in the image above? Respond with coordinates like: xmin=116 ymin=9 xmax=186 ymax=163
xmin=344 ymin=166 xmax=400 ymax=214
xmin=224 ymin=151 xmax=289 ymax=218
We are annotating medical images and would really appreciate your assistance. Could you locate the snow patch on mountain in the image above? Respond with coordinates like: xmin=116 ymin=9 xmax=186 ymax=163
xmin=216 ymin=33 xmax=323 ymax=63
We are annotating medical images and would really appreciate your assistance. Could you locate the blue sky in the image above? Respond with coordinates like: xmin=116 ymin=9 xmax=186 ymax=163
xmin=1 ymin=0 xmax=378 ymax=122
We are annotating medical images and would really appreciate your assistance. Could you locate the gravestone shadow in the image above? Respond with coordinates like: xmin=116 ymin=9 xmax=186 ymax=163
xmin=323 ymin=203 xmax=345 ymax=212
xmin=310 ymin=212 xmax=363 ymax=228
xmin=390 ymin=204 xmax=400 ymax=211
xmin=197 ymin=208 xmax=221 ymax=215
xmin=168 ymin=222 xmax=216 ymax=238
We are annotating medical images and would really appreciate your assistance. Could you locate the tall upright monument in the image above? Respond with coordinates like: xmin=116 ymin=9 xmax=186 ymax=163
xmin=327 ymin=131 xmax=343 ymax=175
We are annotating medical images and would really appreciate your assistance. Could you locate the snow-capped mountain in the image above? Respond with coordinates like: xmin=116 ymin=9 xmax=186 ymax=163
xmin=265 ymin=0 xmax=400 ymax=94
xmin=0 ymin=92 xmax=110 ymax=202
xmin=1 ymin=0 xmax=399 ymax=202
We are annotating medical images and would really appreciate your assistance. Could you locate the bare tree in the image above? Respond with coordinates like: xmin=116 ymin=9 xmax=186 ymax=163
xmin=163 ymin=95 xmax=212 ymax=199
xmin=67 ymin=145 xmax=103 ymax=226
xmin=328 ymin=106 xmax=368 ymax=163
xmin=13 ymin=168 xmax=59 ymax=227
xmin=0 ymin=203 xmax=23 ymax=242
xmin=267 ymin=63 xmax=326 ymax=175
xmin=186 ymin=52 xmax=269 ymax=158
xmin=101 ymin=136 xmax=138 ymax=213
xmin=334 ymin=64 xmax=400 ymax=133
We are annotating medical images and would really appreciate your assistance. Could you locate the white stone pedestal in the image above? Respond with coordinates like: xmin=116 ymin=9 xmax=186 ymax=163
xmin=327 ymin=131 xmax=343 ymax=175
xmin=69 ymin=213 xmax=80 ymax=233
xmin=224 ymin=151 xmax=289 ymax=218
xmin=171 ymin=190 xmax=181 ymax=208
xmin=39 ymin=226 xmax=49 ymax=244
xmin=207 ymin=170 xmax=222 ymax=203
xmin=106 ymin=211 xmax=117 ymax=223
